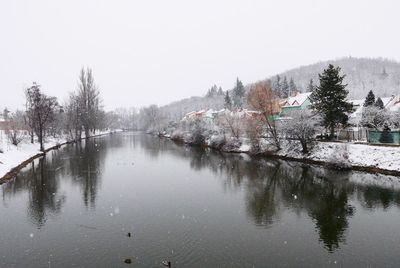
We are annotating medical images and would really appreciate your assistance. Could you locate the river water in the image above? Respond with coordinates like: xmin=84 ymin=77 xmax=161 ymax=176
xmin=1 ymin=132 xmax=400 ymax=267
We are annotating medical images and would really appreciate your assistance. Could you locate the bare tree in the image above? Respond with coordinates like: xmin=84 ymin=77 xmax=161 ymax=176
xmin=246 ymin=117 xmax=264 ymax=153
xmin=7 ymin=110 xmax=26 ymax=146
xmin=140 ymin=104 xmax=165 ymax=134
xmin=77 ymin=67 xmax=103 ymax=137
xmin=247 ymin=83 xmax=281 ymax=150
xmin=281 ymin=110 xmax=320 ymax=154
xmin=361 ymin=106 xmax=391 ymax=130
xmin=25 ymin=83 xmax=59 ymax=151
xmin=218 ymin=111 xmax=244 ymax=139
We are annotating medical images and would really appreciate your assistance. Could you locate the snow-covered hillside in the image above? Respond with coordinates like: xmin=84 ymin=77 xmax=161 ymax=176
xmin=266 ymin=57 xmax=400 ymax=98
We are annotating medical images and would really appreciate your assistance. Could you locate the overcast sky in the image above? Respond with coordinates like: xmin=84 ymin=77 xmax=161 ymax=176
xmin=1 ymin=0 xmax=400 ymax=110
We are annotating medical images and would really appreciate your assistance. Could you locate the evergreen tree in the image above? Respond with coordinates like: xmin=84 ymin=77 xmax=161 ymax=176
xmin=311 ymin=64 xmax=353 ymax=139
xmin=381 ymin=67 xmax=388 ymax=79
xmin=224 ymin=91 xmax=232 ymax=109
xmin=289 ymin=78 xmax=297 ymax=95
xmin=306 ymin=79 xmax=315 ymax=92
xmin=3 ymin=108 xmax=10 ymax=121
xmin=206 ymin=85 xmax=218 ymax=97
xmin=273 ymin=75 xmax=281 ymax=97
xmin=363 ymin=90 xmax=375 ymax=107
xmin=375 ymin=97 xmax=384 ymax=109
xmin=217 ymin=86 xmax=224 ymax=96
xmin=281 ymin=76 xmax=289 ymax=98
xmin=232 ymin=77 xmax=245 ymax=108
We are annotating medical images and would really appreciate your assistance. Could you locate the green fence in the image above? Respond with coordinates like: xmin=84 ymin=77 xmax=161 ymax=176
xmin=368 ymin=130 xmax=400 ymax=144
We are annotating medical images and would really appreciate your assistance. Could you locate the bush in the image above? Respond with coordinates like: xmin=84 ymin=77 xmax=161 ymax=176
xmin=171 ymin=129 xmax=185 ymax=142
xmin=209 ymin=134 xmax=226 ymax=149
xmin=222 ymin=137 xmax=242 ymax=152
xmin=326 ymin=144 xmax=351 ymax=170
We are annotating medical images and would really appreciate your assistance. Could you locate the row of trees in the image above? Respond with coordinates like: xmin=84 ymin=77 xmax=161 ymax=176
xmin=272 ymin=75 xmax=298 ymax=98
xmin=4 ymin=68 xmax=111 ymax=152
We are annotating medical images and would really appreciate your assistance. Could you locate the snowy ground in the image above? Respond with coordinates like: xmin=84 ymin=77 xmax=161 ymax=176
xmin=0 ymin=130 xmax=120 ymax=179
xmin=274 ymin=141 xmax=400 ymax=173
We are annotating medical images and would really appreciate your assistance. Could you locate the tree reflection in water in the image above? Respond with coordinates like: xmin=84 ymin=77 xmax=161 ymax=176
xmin=140 ymin=137 xmax=400 ymax=252
xmin=2 ymin=152 xmax=66 ymax=228
xmin=2 ymin=133 xmax=400 ymax=253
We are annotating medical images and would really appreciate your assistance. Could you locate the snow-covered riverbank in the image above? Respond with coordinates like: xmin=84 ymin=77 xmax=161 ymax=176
xmin=159 ymin=132 xmax=400 ymax=175
xmin=0 ymin=130 xmax=121 ymax=182
xmin=275 ymin=141 xmax=400 ymax=175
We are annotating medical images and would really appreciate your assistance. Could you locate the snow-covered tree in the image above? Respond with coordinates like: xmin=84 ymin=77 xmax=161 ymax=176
xmin=281 ymin=76 xmax=289 ymax=98
xmin=6 ymin=110 xmax=26 ymax=146
xmin=306 ymin=79 xmax=315 ymax=92
xmin=25 ymin=83 xmax=59 ymax=151
xmin=224 ymin=91 xmax=232 ymax=109
xmin=281 ymin=110 xmax=320 ymax=154
xmin=232 ymin=77 xmax=246 ymax=108
xmin=360 ymin=106 xmax=390 ymax=130
xmin=375 ymin=97 xmax=384 ymax=109
xmin=363 ymin=90 xmax=375 ymax=107
xmin=77 ymin=67 xmax=104 ymax=137
xmin=311 ymin=64 xmax=353 ymax=139
xmin=218 ymin=111 xmax=244 ymax=139
xmin=289 ymin=78 xmax=297 ymax=95
xmin=273 ymin=75 xmax=281 ymax=97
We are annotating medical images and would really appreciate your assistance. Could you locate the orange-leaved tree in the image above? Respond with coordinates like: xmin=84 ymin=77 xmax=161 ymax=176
xmin=247 ymin=83 xmax=281 ymax=150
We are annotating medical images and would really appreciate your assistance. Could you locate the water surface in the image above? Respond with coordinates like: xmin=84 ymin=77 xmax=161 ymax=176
xmin=1 ymin=132 xmax=400 ymax=267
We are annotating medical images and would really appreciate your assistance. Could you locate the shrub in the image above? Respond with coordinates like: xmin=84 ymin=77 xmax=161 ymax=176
xmin=222 ymin=137 xmax=242 ymax=152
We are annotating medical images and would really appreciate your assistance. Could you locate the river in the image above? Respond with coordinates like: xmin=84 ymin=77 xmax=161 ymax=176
xmin=1 ymin=132 xmax=400 ymax=267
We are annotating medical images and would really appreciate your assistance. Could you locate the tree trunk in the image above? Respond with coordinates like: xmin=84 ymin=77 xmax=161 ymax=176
xmin=39 ymin=127 xmax=44 ymax=152
xmin=85 ymin=127 xmax=89 ymax=138
xmin=329 ymin=125 xmax=335 ymax=140
xmin=301 ymin=140 xmax=308 ymax=154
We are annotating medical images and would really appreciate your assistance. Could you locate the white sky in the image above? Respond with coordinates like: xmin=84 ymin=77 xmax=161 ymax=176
xmin=1 ymin=0 xmax=400 ymax=110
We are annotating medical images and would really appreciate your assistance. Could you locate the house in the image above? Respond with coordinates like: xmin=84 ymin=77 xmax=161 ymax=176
xmin=279 ymin=92 xmax=312 ymax=115
xmin=0 ymin=113 xmax=11 ymax=131
xmin=349 ymin=95 xmax=399 ymax=126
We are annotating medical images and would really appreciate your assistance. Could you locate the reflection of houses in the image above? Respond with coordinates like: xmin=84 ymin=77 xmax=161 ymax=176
xmin=279 ymin=92 xmax=312 ymax=115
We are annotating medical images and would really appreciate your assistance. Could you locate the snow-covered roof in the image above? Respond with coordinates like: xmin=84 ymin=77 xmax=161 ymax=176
xmin=349 ymin=99 xmax=364 ymax=107
xmin=282 ymin=92 xmax=312 ymax=107
xmin=381 ymin=96 xmax=394 ymax=107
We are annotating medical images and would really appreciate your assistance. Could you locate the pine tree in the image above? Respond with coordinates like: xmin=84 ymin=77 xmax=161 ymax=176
xmin=224 ymin=91 xmax=232 ymax=109
xmin=375 ymin=97 xmax=384 ymax=109
xmin=289 ymin=78 xmax=297 ymax=95
xmin=381 ymin=67 xmax=388 ymax=79
xmin=306 ymin=79 xmax=315 ymax=92
xmin=363 ymin=90 xmax=375 ymax=107
xmin=281 ymin=76 xmax=289 ymax=98
xmin=217 ymin=86 xmax=224 ymax=96
xmin=311 ymin=64 xmax=353 ymax=139
xmin=232 ymin=77 xmax=245 ymax=108
xmin=206 ymin=85 xmax=218 ymax=97
xmin=273 ymin=75 xmax=281 ymax=97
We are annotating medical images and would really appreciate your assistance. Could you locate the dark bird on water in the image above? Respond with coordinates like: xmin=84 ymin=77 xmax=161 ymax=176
xmin=127 ymin=232 xmax=131 ymax=237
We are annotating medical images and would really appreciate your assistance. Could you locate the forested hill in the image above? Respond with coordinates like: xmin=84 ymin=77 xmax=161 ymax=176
xmin=160 ymin=57 xmax=400 ymax=121
xmin=267 ymin=57 xmax=400 ymax=99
